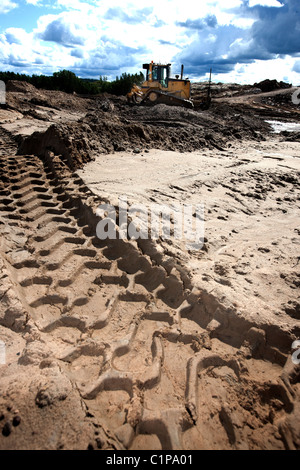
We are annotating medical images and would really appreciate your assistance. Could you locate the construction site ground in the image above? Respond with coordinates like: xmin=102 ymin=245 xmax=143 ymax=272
xmin=0 ymin=79 xmax=299 ymax=450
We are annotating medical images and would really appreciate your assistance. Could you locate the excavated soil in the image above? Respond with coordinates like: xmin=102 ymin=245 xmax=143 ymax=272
xmin=0 ymin=81 xmax=299 ymax=450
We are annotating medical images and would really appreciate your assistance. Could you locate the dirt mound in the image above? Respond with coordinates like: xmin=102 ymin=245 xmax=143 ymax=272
xmin=192 ymin=82 xmax=261 ymax=100
xmin=17 ymin=101 xmax=268 ymax=170
xmin=281 ymin=130 xmax=300 ymax=141
xmin=2 ymin=81 xmax=293 ymax=171
xmin=254 ymin=79 xmax=292 ymax=93
xmin=39 ymin=90 xmax=94 ymax=112
xmin=6 ymin=81 xmax=38 ymax=94
xmin=5 ymin=83 xmax=94 ymax=118
xmin=17 ymin=124 xmax=93 ymax=169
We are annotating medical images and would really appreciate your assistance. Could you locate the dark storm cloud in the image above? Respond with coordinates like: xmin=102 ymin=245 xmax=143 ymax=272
xmin=38 ymin=17 xmax=84 ymax=46
xmin=251 ymin=0 xmax=300 ymax=56
xmin=104 ymin=7 xmax=153 ymax=25
xmin=226 ymin=0 xmax=300 ymax=56
xmin=176 ymin=0 xmax=300 ymax=78
xmin=177 ymin=24 xmax=252 ymax=77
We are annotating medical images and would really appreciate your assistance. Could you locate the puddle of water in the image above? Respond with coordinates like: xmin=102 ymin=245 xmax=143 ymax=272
xmin=266 ymin=120 xmax=300 ymax=133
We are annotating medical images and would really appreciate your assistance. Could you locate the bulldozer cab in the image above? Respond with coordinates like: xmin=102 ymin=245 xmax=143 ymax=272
xmin=143 ymin=63 xmax=170 ymax=88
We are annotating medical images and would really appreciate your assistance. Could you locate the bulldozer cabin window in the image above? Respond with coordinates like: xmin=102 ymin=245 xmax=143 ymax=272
xmin=153 ymin=66 xmax=168 ymax=88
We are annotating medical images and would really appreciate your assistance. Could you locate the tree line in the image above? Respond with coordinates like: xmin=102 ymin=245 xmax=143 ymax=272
xmin=0 ymin=69 xmax=145 ymax=96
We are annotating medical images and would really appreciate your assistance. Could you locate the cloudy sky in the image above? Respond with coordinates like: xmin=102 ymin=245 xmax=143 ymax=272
xmin=0 ymin=0 xmax=300 ymax=84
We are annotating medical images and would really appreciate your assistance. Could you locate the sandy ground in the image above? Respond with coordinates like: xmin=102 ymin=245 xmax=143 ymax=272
xmin=78 ymin=139 xmax=300 ymax=327
xmin=0 ymin=81 xmax=299 ymax=450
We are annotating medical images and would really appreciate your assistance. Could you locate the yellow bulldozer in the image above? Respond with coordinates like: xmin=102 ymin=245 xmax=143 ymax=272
xmin=127 ymin=62 xmax=212 ymax=110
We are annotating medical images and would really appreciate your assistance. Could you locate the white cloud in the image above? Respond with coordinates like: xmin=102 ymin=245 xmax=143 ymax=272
xmin=25 ymin=0 xmax=42 ymax=5
xmin=0 ymin=0 xmax=299 ymax=84
xmin=0 ymin=0 xmax=17 ymax=14
xmin=212 ymin=57 xmax=300 ymax=85
xmin=231 ymin=17 xmax=256 ymax=28
xmin=5 ymin=27 xmax=30 ymax=44
xmin=55 ymin=0 xmax=95 ymax=12
xmin=249 ymin=0 xmax=283 ymax=7
xmin=35 ymin=10 xmax=99 ymax=47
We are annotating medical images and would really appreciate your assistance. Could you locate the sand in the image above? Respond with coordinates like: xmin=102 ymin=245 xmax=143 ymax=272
xmin=0 ymin=81 xmax=299 ymax=450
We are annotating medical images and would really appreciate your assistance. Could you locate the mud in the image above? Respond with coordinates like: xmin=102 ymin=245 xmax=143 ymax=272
xmin=1 ymin=81 xmax=278 ymax=169
xmin=0 ymin=80 xmax=299 ymax=450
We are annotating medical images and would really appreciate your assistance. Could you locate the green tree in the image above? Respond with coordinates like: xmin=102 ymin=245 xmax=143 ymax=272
xmin=0 ymin=68 xmax=145 ymax=97
xmin=52 ymin=70 xmax=79 ymax=93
